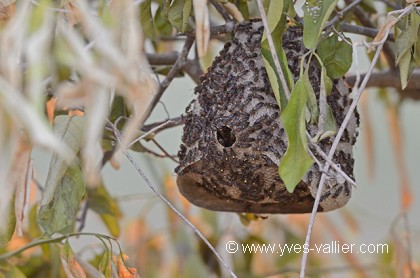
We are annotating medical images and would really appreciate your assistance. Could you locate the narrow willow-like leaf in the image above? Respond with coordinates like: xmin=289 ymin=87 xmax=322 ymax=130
xmin=262 ymin=0 xmax=283 ymax=42
xmin=99 ymin=248 xmax=112 ymax=278
xmin=37 ymin=116 xmax=86 ymax=236
xmin=395 ymin=10 xmax=420 ymax=89
xmin=399 ymin=50 xmax=416 ymax=90
xmin=303 ymin=67 xmax=319 ymax=124
xmin=313 ymin=66 xmax=336 ymax=141
xmin=316 ymin=33 xmax=353 ymax=79
xmin=140 ymin=0 xmax=155 ymax=39
xmin=231 ymin=0 xmax=249 ymax=20
xmin=395 ymin=10 xmax=420 ymax=64
xmin=168 ymin=0 xmax=192 ymax=32
xmin=0 ymin=195 xmax=16 ymax=248
xmin=87 ymin=182 xmax=122 ymax=237
xmin=303 ymin=0 xmax=339 ymax=49
xmin=261 ymin=0 xmax=293 ymax=110
xmin=279 ymin=79 xmax=314 ymax=192
xmin=155 ymin=5 xmax=173 ymax=37
xmin=60 ymin=240 xmax=87 ymax=278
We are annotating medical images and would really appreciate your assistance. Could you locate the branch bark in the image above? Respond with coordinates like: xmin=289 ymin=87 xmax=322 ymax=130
xmin=346 ymin=70 xmax=420 ymax=91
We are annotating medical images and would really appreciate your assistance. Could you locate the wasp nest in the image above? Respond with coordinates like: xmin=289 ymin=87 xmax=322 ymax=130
xmin=175 ymin=19 xmax=359 ymax=214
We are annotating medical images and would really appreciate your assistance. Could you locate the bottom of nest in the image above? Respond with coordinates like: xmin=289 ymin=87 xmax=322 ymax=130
xmin=177 ymin=174 xmax=324 ymax=214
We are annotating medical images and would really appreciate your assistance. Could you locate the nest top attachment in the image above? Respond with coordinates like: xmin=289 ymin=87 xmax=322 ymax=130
xmin=175 ymin=19 xmax=359 ymax=214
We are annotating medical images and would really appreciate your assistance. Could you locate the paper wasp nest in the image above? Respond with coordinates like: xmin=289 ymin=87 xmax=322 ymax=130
xmin=175 ymin=19 xmax=359 ymax=214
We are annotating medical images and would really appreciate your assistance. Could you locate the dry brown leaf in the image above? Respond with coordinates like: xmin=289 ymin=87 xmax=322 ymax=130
xmin=0 ymin=1 xmax=15 ymax=24
xmin=193 ymin=0 xmax=210 ymax=57
xmin=372 ymin=15 xmax=399 ymax=45
xmin=386 ymin=102 xmax=413 ymax=211
xmin=14 ymin=153 xmax=32 ymax=237
xmin=360 ymin=93 xmax=375 ymax=180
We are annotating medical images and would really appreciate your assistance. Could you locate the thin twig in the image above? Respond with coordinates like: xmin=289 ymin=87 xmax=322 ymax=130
xmin=140 ymin=35 xmax=195 ymax=126
xmin=151 ymin=138 xmax=179 ymax=163
xmin=325 ymin=0 xmax=362 ymax=29
xmin=300 ymin=6 xmax=415 ymax=277
xmin=128 ymin=120 xmax=177 ymax=149
xmin=209 ymin=0 xmax=232 ymax=22
xmin=256 ymin=0 xmax=291 ymax=99
xmin=142 ymin=115 xmax=184 ymax=132
xmin=109 ymin=122 xmax=237 ymax=278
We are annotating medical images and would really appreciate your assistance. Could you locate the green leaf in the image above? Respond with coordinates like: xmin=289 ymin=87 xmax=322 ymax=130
xmin=303 ymin=67 xmax=319 ymax=124
xmin=37 ymin=116 xmax=86 ymax=236
xmin=87 ymin=182 xmax=122 ymax=237
xmin=313 ymin=66 xmax=336 ymax=141
xmin=168 ymin=0 xmax=192 ymax=32
xmin=261 ymin=0 xmax=294 ymax=111
xmin=155 ymin=5 xmax=173 ymax=37
xmin=316 ymin=33 xmax=353 ymax=79
xmin=279 ymin=78 xmax=314 ymax=192
xmin=395 ymin=10 xmax=420 ymax=64
xmin=140 ymin=0 xmax=155 ymax=39
xmin=0 ymin=195 xmax=16 ymax=248
xmin=303 ymin=0 xmax=339 ymax=49
xmin=99 ymin=249 xmax=112 ymax=278
xmin=229 ymin=0 xmax=249 ymax=20
xmin=262 ymin=0 xmax=283 ymax=42
xmin=395 ymin=10 xmax=419 ymax=89
xmin=399 ymin=50 xmax=416 ymax=90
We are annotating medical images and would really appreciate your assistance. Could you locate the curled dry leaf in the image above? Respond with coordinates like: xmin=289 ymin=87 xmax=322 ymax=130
xmin=193 ymin=0 xmax=210 ymax=57
xmin=14 ymin=154 xmax=32 ymax=237
xmin=61 ymin=240 xmax=87 ymax=278
xmin=371 ymin=15 xmax=399 ymax=47
xmin=112 ymin=253 xmax=140 ymax=278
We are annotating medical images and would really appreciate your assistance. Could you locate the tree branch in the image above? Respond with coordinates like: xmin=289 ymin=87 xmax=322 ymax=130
xmin=325 ymin=0 xmax=362 ymax=29
xmin=346 ymin=69 xmax=420 ymax=91
xmin=147 ymin=53 xmax=204 ymax=84
xmin=340 ymin=22 xmax=395 ymax=41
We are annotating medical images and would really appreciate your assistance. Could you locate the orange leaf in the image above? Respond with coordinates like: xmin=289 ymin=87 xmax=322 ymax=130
xmin=46 ymin=98 xmax=56 ymax=124
xmin=113 ymin=253 xmax=140 ymax=278
xmin=360 ymin=93 xmax=375 ymax=180
xmin=386 ymin=102 xmax=413 ymax=211
xmin=60 ymin=240 xmax=87 ymax=278
xmin=0 ymin=2 xmax=15 ymax=24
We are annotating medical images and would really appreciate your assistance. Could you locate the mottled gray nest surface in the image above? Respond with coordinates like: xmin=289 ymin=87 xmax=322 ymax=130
xmin=175 ymin=19 xmax=359 ymax=214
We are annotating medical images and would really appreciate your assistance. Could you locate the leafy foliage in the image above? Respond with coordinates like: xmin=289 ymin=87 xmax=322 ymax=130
xmin=0 ymin=0 xmax=419 ymax=277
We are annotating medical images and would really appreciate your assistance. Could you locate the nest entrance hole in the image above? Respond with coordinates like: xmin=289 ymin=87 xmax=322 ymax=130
xmin=216 ymin=126 xmax=236 ymax=147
